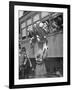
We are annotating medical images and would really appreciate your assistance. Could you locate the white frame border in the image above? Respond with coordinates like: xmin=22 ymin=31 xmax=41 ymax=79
xmin=14 ymin=5 xmax=67 ymax=85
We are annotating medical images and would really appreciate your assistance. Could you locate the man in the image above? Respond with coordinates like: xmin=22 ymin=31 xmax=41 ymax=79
xmin=21 ymin=47 xmax=32 ymax=79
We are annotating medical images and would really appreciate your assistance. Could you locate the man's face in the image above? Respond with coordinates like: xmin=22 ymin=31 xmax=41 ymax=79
xmin=21 ymin=50 xmax=26 ymax=55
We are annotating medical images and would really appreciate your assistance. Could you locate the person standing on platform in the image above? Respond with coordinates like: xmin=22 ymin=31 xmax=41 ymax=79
xmin=21 ymin=47 xmax=32 ymax=79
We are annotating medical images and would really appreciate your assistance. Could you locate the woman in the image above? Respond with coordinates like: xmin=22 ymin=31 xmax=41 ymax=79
xmin=35 ymin=42 xmax=48 ymax=78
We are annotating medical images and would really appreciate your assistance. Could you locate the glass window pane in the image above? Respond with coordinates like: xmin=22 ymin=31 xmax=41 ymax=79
xmin=21 ymin=22 xmax=26 ymax=29
xmin=33 ymin=14 xmax=39 ymax=22
xmin=27 ymin=19 xmax=32 ymax=25
xmin=22 ymin=28 xmax=26 ymax=37
xmin=41 ymin=12 xmax=49 ymax=18
xmin=27 ymin=25 xmax=32 ymax=31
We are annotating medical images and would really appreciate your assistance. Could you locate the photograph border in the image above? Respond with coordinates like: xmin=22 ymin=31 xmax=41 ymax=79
xmin=9 ymin=1 xmax=70 ymax=89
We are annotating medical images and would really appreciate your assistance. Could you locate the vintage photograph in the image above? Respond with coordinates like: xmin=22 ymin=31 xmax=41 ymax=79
xmin=9 ymin=1 xmax=70 ymax=88
xmin=18 ymin=11 xmax=63 ymax=79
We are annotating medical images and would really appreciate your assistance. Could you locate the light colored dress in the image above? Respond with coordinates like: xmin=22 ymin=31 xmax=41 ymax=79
xmin=35 ymin=59 xmax=47 ymax=78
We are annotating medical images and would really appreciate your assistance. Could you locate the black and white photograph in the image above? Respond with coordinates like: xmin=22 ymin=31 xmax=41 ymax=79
xmin=19 ymin=11 xmax=63 ymax=79
xmin=9 ymin=1 xmax=70 ymax=88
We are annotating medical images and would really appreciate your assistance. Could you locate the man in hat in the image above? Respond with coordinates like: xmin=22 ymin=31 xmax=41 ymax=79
xmin=21 ymin=47 xmax=32 ymax=78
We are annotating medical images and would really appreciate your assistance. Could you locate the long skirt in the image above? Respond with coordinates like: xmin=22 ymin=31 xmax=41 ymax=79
xmin=35 ymin=62 xmax=47 ymax=78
